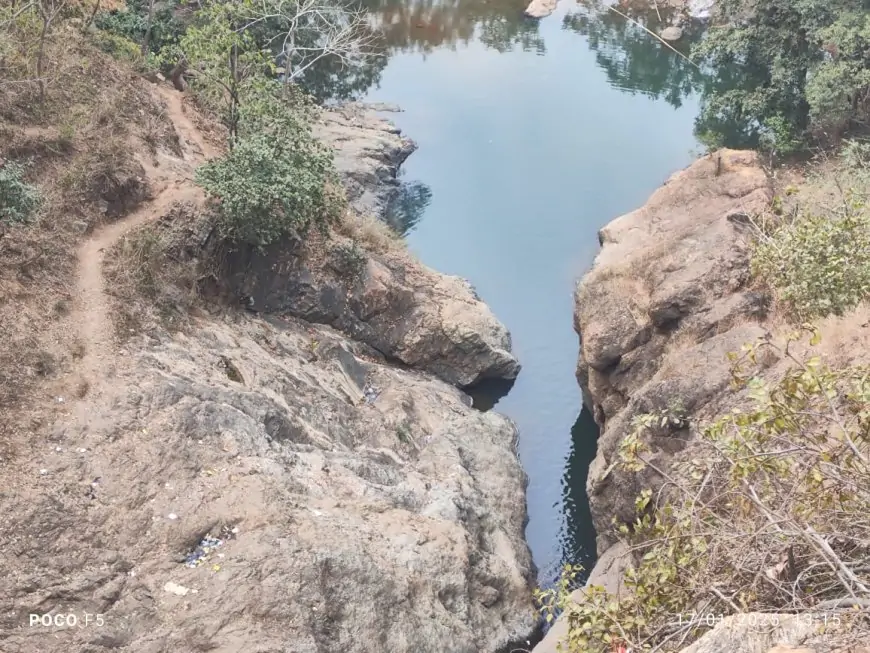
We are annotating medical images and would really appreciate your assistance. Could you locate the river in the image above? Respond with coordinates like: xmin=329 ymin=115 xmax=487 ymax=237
xmin=351 ymin=0 xmax=706 ymax=583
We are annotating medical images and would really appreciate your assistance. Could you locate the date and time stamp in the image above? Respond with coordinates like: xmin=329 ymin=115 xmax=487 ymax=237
xmin=675 ymin=611 xmax=848 ymax=629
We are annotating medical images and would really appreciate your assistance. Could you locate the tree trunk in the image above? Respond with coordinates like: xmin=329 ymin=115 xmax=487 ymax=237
xmin=142 ymin=0 xmax=156 ymax=55
xmin=82 ymin=0 xmax=102 ymax=33
xmin=36 ymin=13 xmax=51 ymax=101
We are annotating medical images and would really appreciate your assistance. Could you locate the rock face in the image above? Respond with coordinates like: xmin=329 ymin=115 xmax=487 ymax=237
xmin=224 ymin=235 xmax=521 ymax=388
xmin=223 ymin=108 xmax=520 ymax=389
xmin=662 ymin=0 xmax=716 ymax=19
xmin=686 ymin=0 xmax=715 ymax=18
xmin=315 ymin=104 xmax=417 ymax=221
xmin=1 ymin=88 xmax=534 ymax=653
xmin=524 ymin=0 xmax=558 ymax=18
xmin=573 ymin=150 xmax=772 ymax=553
xmin=0 ymin=315 xmax=537 ymax=652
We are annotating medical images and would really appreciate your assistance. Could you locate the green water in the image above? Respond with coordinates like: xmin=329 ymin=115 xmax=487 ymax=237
xmin=354 ymin=0 xmax=705 ymax=581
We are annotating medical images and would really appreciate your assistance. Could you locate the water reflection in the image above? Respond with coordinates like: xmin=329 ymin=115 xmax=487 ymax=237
xmin=466 ymin=377 xmax=517 ymax=411
xmin=385 ymin=179 xmax=433 ymax=235
xmin=301 ymin=0 xmax=707 ymax=108
xmin=552 ymin=407 xmax=598 ymax=583
xmin=562 ymin=1 xmax=706 ymax=108
xmin=364 ymin=0 xmax=544 ymax=54
xmin=295 ymin=48 xmax=390 ymax=102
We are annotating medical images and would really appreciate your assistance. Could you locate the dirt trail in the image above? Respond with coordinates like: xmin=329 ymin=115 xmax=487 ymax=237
xmin=73 ymin=85 xmax=216 ymax=389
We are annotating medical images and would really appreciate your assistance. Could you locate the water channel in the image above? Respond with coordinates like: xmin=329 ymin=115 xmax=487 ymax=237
xmin=356 ymin=0 xmax=705 ymax=581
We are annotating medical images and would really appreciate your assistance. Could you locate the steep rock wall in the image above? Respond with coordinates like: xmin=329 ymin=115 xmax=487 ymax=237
xmin=573 ymin=150 xmax=773 ymax=553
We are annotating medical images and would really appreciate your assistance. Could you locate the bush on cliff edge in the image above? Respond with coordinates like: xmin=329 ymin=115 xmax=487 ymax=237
xmin=751 ymin=149 xmax=870 ymax=320
xmin=196 ymin=84 xmax=342 ymax=246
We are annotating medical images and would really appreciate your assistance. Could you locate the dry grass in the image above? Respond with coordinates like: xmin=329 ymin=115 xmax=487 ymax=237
xmin=103 ymin=203 xmax=209 ymax=340
xmin=334 ymin=208 xmax=406 ymax=254
xmin=811 ymin=302 xmax=870 ymax=368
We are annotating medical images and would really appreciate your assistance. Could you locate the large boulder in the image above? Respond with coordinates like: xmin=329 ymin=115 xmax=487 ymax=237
xmin=660 ymin=26 xmax=684 ymax=41
xmin=573 ymin=150 xmax=773 ymax=552
xmin=0 ymin=314 xmax=537 ymax=652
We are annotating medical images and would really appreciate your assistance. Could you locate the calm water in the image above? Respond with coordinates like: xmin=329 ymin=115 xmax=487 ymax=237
xmin=354 ymin=0 xmax=705 ymax=582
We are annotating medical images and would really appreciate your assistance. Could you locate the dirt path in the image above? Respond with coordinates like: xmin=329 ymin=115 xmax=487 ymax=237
xmin=73 ymin=85 xmax=215 ymax=389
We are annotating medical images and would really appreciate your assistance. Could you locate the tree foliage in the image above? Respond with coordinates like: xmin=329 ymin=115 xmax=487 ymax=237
xmin=696 ymin=0 xmax=870 ymax=151
xmin=195 ymin=82 xmax=341 ymax=245
xmin=169 ymin=0 xmax=346 ymax=246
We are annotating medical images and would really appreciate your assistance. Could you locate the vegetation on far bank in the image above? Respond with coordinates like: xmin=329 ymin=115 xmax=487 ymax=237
xmin=695 ymin=0 xmax=870 ymax=153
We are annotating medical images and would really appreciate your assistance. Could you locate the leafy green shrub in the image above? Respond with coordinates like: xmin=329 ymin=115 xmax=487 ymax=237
xmin=330 ymin=241 xmax=368 ymax=278
xmin=195 ymin=85 xmax=341 ymax=246
xmin=93 ymin=30 xmax=143 ymax=62
xmin=0 ymin=162 xmax=41 ymax=224
xmin=841 ymin=138 xmax=870 ymax=169
xmin=538 ymin=331 xmax=870 ymax=651
xmin=752 ymin=203 xmax=870 ymax=319
xmin=94 ymin=0 xmax=184 ymax=55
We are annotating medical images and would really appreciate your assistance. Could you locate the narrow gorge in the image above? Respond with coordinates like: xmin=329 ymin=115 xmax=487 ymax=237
xmin=4 ymin=0 xmax=869 ymax=650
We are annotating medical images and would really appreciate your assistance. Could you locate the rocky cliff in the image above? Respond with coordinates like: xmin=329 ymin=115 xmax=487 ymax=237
xmin=537 ymin=148 xmax=870 ymax=653
xmin=1 ymin=314 xmax=536 ymax=653
xmin=315 ymin=103 xmax=417 ymax=221
xmin=574 ymin=150 xmax=772 ymax=552
xmin=0 ymin=86 xmax=535 ymax=653
xmin=226 ymin=105 xmax=521 ymax=388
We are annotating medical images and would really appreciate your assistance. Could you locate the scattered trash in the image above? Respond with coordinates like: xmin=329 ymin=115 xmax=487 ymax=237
xmin=167 ymin=513 xmax=179 ymax=521
xmin=211 ymin=564 xmax=221 ymax=572
xmin=163 ymin=582 xmax=191 ymax=596
xmin=362 ymin=383 xmax=381 ymax=405
xmin=85 ymin=477 xmax=100 ymax=500
xmin=56 ymin=397 xmax=64 ymax=404
xmin=55 ymin=447 xmax=62 ymax=452
xmin=78 ymin=448 xmax=87 ymax=453
xmin=39 ymin=469 xmax=48 ymax=475
xmin=182 ymin=526 xmax=237 ymax=568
